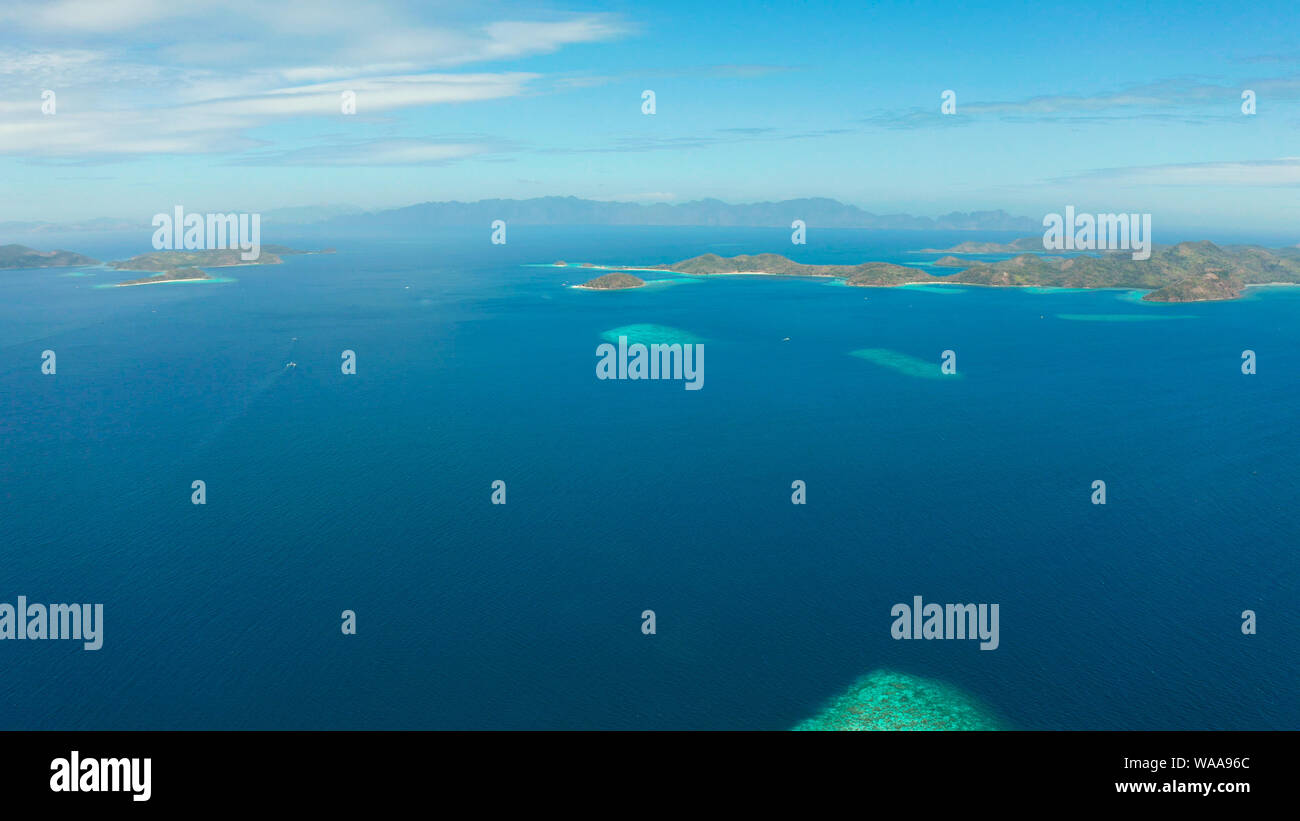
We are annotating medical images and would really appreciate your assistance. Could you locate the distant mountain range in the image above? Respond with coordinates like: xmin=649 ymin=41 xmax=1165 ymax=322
xmin=0 ymin=206 xmax=357 ymax=235
xmin=0 ymin=218 xmax=141 ymax=235
xmin=320 ymin=197 xmax=1040 ymax=232
xmin=0 ymin=198 xmax=1040 ymax=236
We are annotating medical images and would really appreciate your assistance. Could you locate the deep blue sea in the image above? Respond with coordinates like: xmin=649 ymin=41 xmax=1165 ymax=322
xmin=2 ymin=226 xmax=1297 ymax=729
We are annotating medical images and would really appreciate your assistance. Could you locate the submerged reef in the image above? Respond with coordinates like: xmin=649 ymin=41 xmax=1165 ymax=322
xmin=849 ymin=348 xmax=959 ymax=380
xmin=600 ymin=324 xmax=702 ymax=346
xmin=793 ymin=670 xmax=1005 ymax=731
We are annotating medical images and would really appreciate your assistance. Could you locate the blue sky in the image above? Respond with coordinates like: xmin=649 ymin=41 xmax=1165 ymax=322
xmin=3 ymin=0 xmax=1300 ymax=233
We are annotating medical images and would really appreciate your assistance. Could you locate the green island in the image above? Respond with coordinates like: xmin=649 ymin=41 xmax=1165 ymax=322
xmin=0 ymin=244 xmax=99 ymax=269
xmin=114 ymin=266 xmax=214 ymax=287
xmin=108 ymin=245 xmax=329 ymax=286
xmin=602 ymin=241 xmax=1300 ymax=302
xmin=932 ymin=255 xmax=974 ymax=267
xmin=110 ymin=244 xmax=328 ymax=272
xmin=577 ymin=272 xmax=645 ymax=290
xmin=916 ymin=237 xmax=1051 ymax=254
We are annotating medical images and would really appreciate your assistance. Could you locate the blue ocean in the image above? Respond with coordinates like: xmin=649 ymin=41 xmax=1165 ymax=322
xmin=2 ymin=226 xmax=1296 ymax=729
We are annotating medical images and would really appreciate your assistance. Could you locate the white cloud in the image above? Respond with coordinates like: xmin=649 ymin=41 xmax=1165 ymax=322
xmin=1058 ymin=158 xmax=1300 ymax=186
xmin=236 ymin=139 xmax=494 ymax=166
xmin=201 ymin=73 xmax=538 ymax=116
xmin=0 ymin=72 xmax=534 ymax=157
xmin=2 ymin=0 xmax=189 ymax=32
xmin=0 ymin=2 xmax=627 ymax=161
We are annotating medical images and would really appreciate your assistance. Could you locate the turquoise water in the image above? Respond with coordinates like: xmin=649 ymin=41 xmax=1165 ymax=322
xmin=849 ymin=348 xmax=961 ymax=379
xmin=794 ymin=670 xmax=1006 ymax=730
xmin=1057 ymin=313 xmax=1195 ymax=322
xmin=599 ymin=323 xmax=703 ymax=346
xmin=92 ymin=276 xmax=237 ymax=289
xmin=1 ymin=227 xmax=1296 ymax=729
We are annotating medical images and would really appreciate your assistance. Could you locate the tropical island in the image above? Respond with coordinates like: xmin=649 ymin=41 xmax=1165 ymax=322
xmin=108 ymin=245 xmax=329 ymax=286
xmin=0 ymin=244 xmax=99 ymax=269
xmin=577 ymin=272 xmax=645 ymax=290
xmin=595 ymin=241 xmax=1300 ymax=302
xmin=917 ymin=237 xmax=1060 ymax=254
xmin=0 ymin=242 xmax=330 ymax=285
xmin=114 ymin=266 xmax=214 ymax=287
xmin=109 ymin=244 xmax=329 ymax=272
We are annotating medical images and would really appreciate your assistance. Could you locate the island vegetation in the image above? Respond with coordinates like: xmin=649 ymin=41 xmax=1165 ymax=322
xmin=0 ymin=244 xmax=99 ymax=269
xmin=0 ymin=240 xmax=328 ymax=285
xmin=663 ymin=252 xmax=926 ymax=285
xmin=108 ymin=245 xmax=326 ymax=286
xmin=109 ymin=244 xmax=328 ymax=272
xmin=917 ymin=238 xmax=1053 ymax=254
xmin=947 ymin=241 xmax=1300 ymax=301
xmin=114 ymin=267 xmax=214 ymax=287
xmin=607 ymin=241 xmax=1300 ymax=301
xmin=931 ymin=256 xmax=969 ymax=267
xmin=578 ymin=272 xmax=645 ymax=290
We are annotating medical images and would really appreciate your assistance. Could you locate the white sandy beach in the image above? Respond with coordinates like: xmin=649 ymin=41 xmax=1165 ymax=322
xmin=114 ymin=277 xmax=211 ymax=287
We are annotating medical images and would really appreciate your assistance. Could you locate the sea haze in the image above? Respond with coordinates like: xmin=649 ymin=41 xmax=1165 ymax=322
xmin=1 ymin=226 xmax=1296 ymax=729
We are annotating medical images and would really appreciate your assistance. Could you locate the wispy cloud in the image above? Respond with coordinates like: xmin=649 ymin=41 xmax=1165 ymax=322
xmin=1052 ymin=157 xmax=1300 ymax=186
xmin=539 ymin=126 xmax=854 ymax=155
xmin=0 ymin=2 xmax=626 ymax=162
xmin=551 ymin=63 xmax=798 ymax=90
xmin=232 ymin=138 xmax=502 ymax=167
xmin=0 ymin=73 xmax=536 ymax=159
xmin=862 ymin=76 xmax=1300 ymax=130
